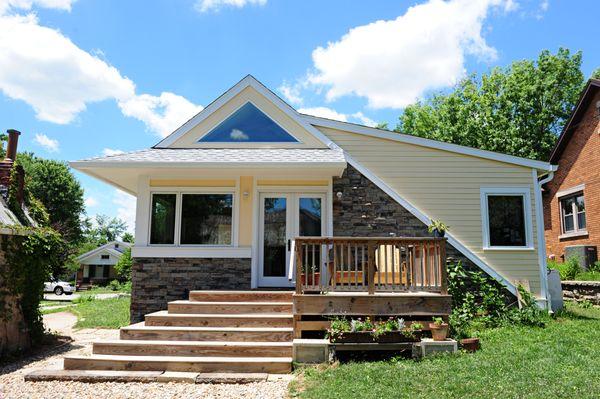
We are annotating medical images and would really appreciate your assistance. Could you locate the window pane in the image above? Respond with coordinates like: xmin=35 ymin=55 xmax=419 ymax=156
xmin=299 ymin=198 xmax=322 ymax=237
xmin=150 ymin=194 xmax=176 ymax=244
xmin=180 ymin=194 xmax=232 ymax=245
xmin=487 ymin=195 xmax=526 ymax=247
xmin=563 ymin=215 xmax=574 ymax=232
xmin=576 ymin=195 xmax=585 ymax=212
xmin=263 ymin=198 xmax=287 ymax=277
xmin=578 ymin=212 xmax=586 ymax=230
xmin=561 ymin=197 xmax=575 ymax=216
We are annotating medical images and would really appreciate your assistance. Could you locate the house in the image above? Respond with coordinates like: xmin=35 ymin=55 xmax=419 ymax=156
xmin=57 ymin=75 xmax=556 ymax=376
xmin=544 ymin=79 xmax=600 ymax=266
xmin=0 ymin=129 xmax=37 ymax=355
xmin=75 ymin=240 xmax=131 ymax=288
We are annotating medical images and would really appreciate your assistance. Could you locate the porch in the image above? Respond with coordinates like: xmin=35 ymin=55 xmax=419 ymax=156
xmin=290 ymin=236 xmax=451 ymax=338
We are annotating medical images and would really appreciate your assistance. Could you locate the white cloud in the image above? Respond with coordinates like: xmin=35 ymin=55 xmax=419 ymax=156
xmin=33 ymin=132 xmax=59 ymax=152
xmin=229 ymin=128 xmax=249 ymax=140
xmin=118 ymin=92 xmax=203 ymax=138
xmin=113 ymin=189 xmax=136 ymax=233
xmin=278 ymin=82 xmax=303 ymax=106
xmin=298 ymin=106 xmax=377 ymax=127
xmin=0 ymin=0 xmax=75 ymax=14
xmin=0 ymin=8 xmax=202 ymax=137
xmin=84 ymin=196 xmax=98 ymax=208
xmin=102 ymin=148 xmax=125 ymax=156
xmin=309 ymin=0 xmax=515 ymax=109
xmin=195 ymin=0 xmax=266 ymax=13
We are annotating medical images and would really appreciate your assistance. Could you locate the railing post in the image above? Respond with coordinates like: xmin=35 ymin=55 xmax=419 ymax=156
xmin=367 ymin=242 xmax=376 ymax=295
xmin=295 ymin=240 xmax=303 ymax=294
xmin=440 ymin=238 xmax=448 ymax=295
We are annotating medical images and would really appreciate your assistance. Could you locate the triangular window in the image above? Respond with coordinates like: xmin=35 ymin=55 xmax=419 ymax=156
xmin=198 ymin=102 xmax=298 ymax=143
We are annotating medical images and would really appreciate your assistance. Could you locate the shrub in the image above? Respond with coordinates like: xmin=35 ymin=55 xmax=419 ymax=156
xmin=108 ymin=280 xmax=121 ymax=291
xmin=114 ymin=247 xmax=132 ymax=281
xmin=588 ymin=261 xmax=600 ymax=273
xmin=559 ymin=256 xmax=581 ymax=280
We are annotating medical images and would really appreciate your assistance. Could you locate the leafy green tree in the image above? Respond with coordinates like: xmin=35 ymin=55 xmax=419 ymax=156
xmin=82 ymin=214 xmax=128 ymax=245
xmin=396 ymin=48 xmax=585 ymax=161
xmin=114 ymin=247 xmax=132 ymax=281
xmin=121 ymin=232 xmax=134 ymax=243
xmin=17 ymin=152 xmax=85 ymax=242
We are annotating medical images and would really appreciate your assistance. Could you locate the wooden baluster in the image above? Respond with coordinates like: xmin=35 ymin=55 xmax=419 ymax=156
xmin=295 ymin=241 xmax=303 ymax=294
xmin=367 ymin=242 xmax=375 ymax=294
xmin=354 ymin=244 xmax=358 ymax=290
xmin=361 ymin=244 xmax=366 ymax=291
xmin=440 ymin=239 xmax=448 ymax=294
xmin=332 ymin=243 xmax=337 ymax=291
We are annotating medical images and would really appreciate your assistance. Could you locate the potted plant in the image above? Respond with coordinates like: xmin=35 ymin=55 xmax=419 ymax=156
xmin=428 ymin=219 xmax=450 ymax=238
xmin=328 ymin=317 xmax=376 ymax=343
xmin=429 ymin=317 xmax=449 ymax=341
xmin=460 ymin=336 xmax=480 ymax=352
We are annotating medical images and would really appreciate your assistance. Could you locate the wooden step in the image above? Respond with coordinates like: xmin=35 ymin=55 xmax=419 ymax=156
xmin=189 ymin=290 xmax=293 ymax=302
xmin=145 ymin=311 xmax=293 ymax=328
xmin=93 ymin=340 xmax=292 ymax=357
xmin=64 ymin=354 xmax=292 ymax=374
xmin=168 ymin=300 xmax=293 ymax=315
xmin=120 ymin=325 xmax=293 ymax=342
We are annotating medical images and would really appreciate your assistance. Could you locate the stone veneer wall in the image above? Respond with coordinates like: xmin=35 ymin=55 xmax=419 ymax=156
xmin=332 ymin=164 xmax=474 ymax=267
xmin=562 ymin=281 xmax=600 ymax=305
xmin=130 ymin=257 xmax=251 ymax=322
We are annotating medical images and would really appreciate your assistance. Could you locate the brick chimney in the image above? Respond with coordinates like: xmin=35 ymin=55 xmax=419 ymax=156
xmin=0 ymin=129 xmax=24 ymax=204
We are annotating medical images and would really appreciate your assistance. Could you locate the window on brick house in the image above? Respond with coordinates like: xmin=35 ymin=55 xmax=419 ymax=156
xmin=560 ymin=192 xmax=586 ymax=235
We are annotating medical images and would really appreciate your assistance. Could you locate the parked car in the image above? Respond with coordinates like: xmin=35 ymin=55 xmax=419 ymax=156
xmin=44 ymin=278 xmax=75 ymax=295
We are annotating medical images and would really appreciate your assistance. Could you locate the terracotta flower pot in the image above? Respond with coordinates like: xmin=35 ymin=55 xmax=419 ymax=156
xmin=429 ymin=322 xmax=449 ymax=341
xmin=460 ymin=337 xmax=480 ymax=352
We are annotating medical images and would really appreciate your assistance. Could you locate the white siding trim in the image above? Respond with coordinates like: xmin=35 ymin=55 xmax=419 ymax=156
xmin=132 ymin=246 xmax=251 ymax=258
xmin=479 ymin=186 xmax=534 ymax=251
xmin=343 ymin=152 xmax=517 ymax=296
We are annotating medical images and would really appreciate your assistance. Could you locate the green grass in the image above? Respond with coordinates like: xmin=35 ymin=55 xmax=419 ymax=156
xmin=573 ymin=271 xmax=600 ymax=281
xmin=69 ymin=296 xmax=131 ymax=329
xmin=291 ymin=303 xmax=600 ymax=399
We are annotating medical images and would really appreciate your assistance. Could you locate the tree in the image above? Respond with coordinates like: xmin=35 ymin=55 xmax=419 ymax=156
xmin=82 ymin=214 xmax=128 ymax=245
xmin=396 ymin=48 xmax=586 ymax=161
xmin=121 ymin=232 xmax=134 ymax=243
xmin=17 ymin=152 xmax=85 ymax=242
xmin=114 ymin=247 xmax=132 ymax=281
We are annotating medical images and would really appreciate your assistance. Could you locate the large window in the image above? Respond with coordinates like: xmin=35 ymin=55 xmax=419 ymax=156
xmin=180 ymin=194 xmax=233 ymax=245
xmin=560 ymin=192 xmax=586 ymax=236
xmin=149 ymin=191 xmax=234 ymax=246
xmin=481 ymin=188 xmax=532 ymax=249
xmin=150 ymin=193 xmax=176 ymax=244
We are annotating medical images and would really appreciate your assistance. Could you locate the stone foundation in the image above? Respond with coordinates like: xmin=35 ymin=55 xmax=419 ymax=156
xmin=130 ymin=257 xmax=251 ymax=322
xmin=562 ymin=281 xmax=600 ymax=305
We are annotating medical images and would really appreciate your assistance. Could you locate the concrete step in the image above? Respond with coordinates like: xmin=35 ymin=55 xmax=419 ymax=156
xmin=64 ymin=354 xmax=293 ymax=374
xmin=93 ymin=340 xmax=293 ymax=357
xmin=145 ymin=311 xmax=293 ymax=328
xmin=168 ymin=300 xmax=293 ymax=315
xmin=189 ymin=290 xmax=293 ymax=303
xmin=120 ymin=325 xmax=293 ymax=342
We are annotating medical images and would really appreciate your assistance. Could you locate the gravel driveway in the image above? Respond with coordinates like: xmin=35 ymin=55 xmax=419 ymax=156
xmin=0 ymin=312 xmax=290 ymax=399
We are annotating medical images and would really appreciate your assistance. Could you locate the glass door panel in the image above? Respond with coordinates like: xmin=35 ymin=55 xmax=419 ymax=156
xmin=263 ymin=197 xmax=287 ymax=278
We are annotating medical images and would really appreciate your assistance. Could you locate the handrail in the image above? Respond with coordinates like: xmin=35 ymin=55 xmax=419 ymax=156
xmin=288 ymin=239 xmax=295 ymax=281
xmin=294 ymin=236 xmax=447 ymax=295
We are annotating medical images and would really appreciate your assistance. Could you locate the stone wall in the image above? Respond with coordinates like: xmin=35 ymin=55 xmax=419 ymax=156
xmin=562 ymin=280 xmax=600 ymax=305
xmin=130 ymin=257 xmax=251 ymax=322
xmin=332 ymin=164 xmax=475 ymax=267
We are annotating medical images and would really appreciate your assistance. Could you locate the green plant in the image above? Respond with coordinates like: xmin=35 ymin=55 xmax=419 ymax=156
xmin=114 ymin=247 xmax=132 ymax=281
xmin=428 ymin=219 xmax=450 ymax=234
xmin=588 ymin=261 xmax=600 ymax=273
xmin=432 ymin=317 xmax=445 ymax=326
xmin=559 ymin=256 xmax=581 ymax=280
xmin=327 ymin=317 xmax=351 ymax=340
xmin=410 ymin=322 xmax=423 ymax=331
xmin=579 ymin=300 xmax=593 ymax=309
xmin=108 ymin=280 xmax=121 ymax=291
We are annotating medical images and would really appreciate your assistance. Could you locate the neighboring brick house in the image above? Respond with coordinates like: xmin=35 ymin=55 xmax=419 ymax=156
xmin=543 ymin=79 xmax=600 ymax=264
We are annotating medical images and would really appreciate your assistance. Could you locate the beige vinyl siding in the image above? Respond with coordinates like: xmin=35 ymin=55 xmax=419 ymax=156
xmin=319 ymin=126 xmax=542 ymax=296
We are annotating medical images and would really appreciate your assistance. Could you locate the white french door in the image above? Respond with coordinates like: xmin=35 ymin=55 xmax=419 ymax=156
xmin=258 ymin=192 xmax=326 ymax=287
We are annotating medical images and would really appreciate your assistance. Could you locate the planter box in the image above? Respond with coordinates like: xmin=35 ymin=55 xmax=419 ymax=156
xmin=300 ymin=272 xmax=321 ymax=286
xmin=378 ymin=331 xmax=422 ymax=343
xmin=331 ymin=330 xmax=421 ymax=344
xmin=331 ymin=331 xmax=375 ymax=343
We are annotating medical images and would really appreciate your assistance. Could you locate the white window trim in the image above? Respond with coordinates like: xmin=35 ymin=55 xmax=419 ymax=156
xmin=148 ymin=186 xmax=238 ymax=248
xmin=480 ymin=187 xmax=534 ymax=251
xmin=558 ymin=189 xmax=587 ymax=237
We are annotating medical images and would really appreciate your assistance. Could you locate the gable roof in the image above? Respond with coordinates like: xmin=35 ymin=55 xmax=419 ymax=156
xmin=549 ymin=79 xmax=600 ymax=164
xmin=77 ymin=241 xmax=131 ymax=263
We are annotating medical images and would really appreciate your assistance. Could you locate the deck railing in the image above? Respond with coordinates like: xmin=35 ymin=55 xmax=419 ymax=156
xmin=290 ymin=237 xmax=447 ymax=295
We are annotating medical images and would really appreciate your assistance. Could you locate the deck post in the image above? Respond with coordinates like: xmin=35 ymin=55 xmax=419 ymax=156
xmin=367 ymin=242 xmax=376 ymax=295
xmin=295 ymin=240 xmax=303 ymax=294
xmin=440 ymin=239 xmax=448 ymax=295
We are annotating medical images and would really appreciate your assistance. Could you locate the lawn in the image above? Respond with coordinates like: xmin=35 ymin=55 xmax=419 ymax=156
xmin=42 ymin=296 xmax=131 ymax=329
xmin=291 ymin=303 xmax=600 ymax=399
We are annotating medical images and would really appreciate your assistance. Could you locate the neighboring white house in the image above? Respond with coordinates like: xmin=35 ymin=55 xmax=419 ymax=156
xmin=76 ymin=241 xmax=131 ymax=287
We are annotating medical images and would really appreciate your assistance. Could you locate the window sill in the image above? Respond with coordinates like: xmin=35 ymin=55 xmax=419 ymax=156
xmin=132 ymin=246 xmax=252 ymax=258
xmin=559 ymin=231 xmax=589 ymax=240
xmin=483 ymin=246 xmax=535 ymax=252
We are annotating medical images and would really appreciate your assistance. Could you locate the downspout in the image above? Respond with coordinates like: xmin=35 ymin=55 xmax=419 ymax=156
xmin=534 ymin=169 xmax=556 ymax=309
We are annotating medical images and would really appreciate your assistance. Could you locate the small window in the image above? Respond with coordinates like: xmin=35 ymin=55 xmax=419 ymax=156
xmin=101 ymin=254 xmax=109 ymax=260
xmin=481 ymin=188 xmax=532 ymax=249
xmin=560 ymin=192 xmax=586 ymax=234
xmin=198 ymin=102 xmax=298 ymax=143
xmin=180 ymin=194 xmax=233 ymax=245
xmin=150 ymin=193 xmax=177 ymax=244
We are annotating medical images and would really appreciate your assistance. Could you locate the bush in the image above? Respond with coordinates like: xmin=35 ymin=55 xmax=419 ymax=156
xmin=114 ymin=247 xmax=132 ymax=281
xmin=108 ymin=280 xmax=121 ymax=291
xmin=558 ymin=256 xmax=581 ymax=280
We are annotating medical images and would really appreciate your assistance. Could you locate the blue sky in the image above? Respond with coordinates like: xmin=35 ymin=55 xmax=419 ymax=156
xmin=0 ymin=0 xmax=598 ymax=232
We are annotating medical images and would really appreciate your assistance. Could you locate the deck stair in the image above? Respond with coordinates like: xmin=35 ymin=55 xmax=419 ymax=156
xmin=62 ymin=290 xmax=294 ymax=375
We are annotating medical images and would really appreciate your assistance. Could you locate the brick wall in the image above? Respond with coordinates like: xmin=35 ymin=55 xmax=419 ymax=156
xmin=544 ymin=90 xmax=600 ymax=261
xmin=130 ymin=257 xmax=251 ymax=322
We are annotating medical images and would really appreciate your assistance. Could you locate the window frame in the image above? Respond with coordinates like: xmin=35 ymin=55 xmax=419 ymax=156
xmin=148 ymin=187 xmax=237 ymax=248
xmin=480 ymin=187 xmax=534 ymax=251
xmin=558 ymin=187 xmax=587 ymax=238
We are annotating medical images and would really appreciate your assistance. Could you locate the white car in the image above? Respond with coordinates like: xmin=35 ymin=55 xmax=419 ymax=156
xmin=44 ymin=278 xmax=75 ymax=295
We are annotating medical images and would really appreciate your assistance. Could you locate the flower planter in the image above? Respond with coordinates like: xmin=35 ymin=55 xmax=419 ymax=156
xmin=330 ymin=330 xmax=422 ymax=343
xmin=429 ymin=322 xmax=449 ymax=341
xmin=432 ymin=228 xmax=445 ymax=238
xmin=377 ymin=330 xmax=422 ymax=343
xmin=331 ymin=331 xmax=375 ymax=343
xmin=460 ymin=337 xmax=480 ymax=352
xmin=300 ymin=272 xmax=321 ymax=286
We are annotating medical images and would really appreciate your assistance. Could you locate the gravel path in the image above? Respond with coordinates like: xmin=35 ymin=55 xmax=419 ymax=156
xmin=0 ymin=313 xmax=290 ymax=399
